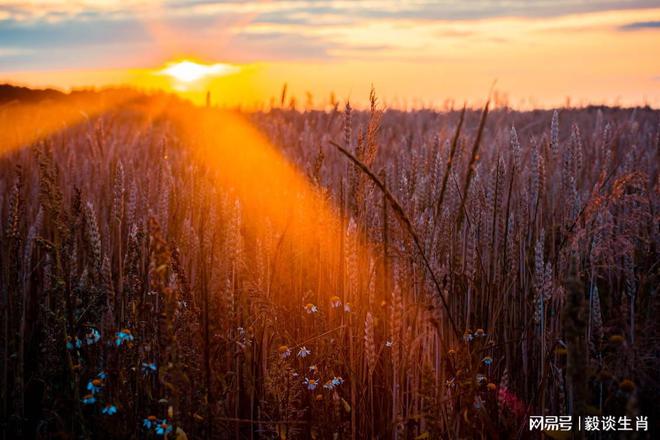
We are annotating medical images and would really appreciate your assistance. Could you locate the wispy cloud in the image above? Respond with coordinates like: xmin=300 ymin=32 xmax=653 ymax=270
xmin=619 ymin=20 xmax=660 ymax=30
xmin=1 ymin=0 xmax=660 ymax=71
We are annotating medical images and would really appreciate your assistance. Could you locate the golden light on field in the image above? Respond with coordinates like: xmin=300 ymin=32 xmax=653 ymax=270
xmin=158 ymin=60 xmax=240 ymax=83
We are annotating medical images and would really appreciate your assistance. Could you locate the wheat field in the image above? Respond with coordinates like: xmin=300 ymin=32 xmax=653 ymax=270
xmin=0 ymin=89 xmax=658 ymax=439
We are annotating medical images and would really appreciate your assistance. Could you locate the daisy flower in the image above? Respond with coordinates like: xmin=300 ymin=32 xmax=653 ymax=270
xmin=303 ymin=378 xmax=318 ymax=391
xmin=278 ymin=345 xmax=291 ymax=359
xmin=81 ymin=394 xmax=96 ymax=405
xmin=344 ymin=302 xmax=352 ymax=313
xmin=304 ymin=303 xmax=318 ymax=314
xmin=297 ymin=346 xmax=311 ymax=358
xmin=330 ymin=296 xmax=342 ymax=308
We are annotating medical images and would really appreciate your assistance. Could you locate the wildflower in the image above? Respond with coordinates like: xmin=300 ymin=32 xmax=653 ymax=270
xmin=97 ymin=371 xmax=108 ymax=380
xmin=304 ymin=303 xmax=318 ymax=314
xmin=385 ymin=340 xmax=393 ymax=348
xmin=115 ymin=329 xmax=134 ymax=346
xmin=344 ymin=302 xmax=352 ymax=313
xmin=81 ymin=394 xmax=96 ymax=405
xmin=331 ymin=376 xmax=344 ymax=387
xmin=330 ymin=296 xmax=342 ymax=308
xmin=102 ymin=404 xmax=118 ymax=415
xmin=446 ymin=377 xmax=455 ymax=388
xmin=303 ymin=378 xmax=318 ymax=391
xmin=473 ymin=396 xmax=484 ymax=409
xmin=142 ymin=362 xmax=157 ymax=374
xmin=237 ymin=327 xmax=245 ymax=335
xmin=476 ymin=374 xmax=487 ymax=384
xmin=463 ymin=330 xmax=473 ymax=342
xmin=323 ymin=380 xmax=334 ymax=390
xmin=482 ymin=356 xmax=493 ymax=366
xmin=67 ymin=336 xmax=82 ymax=350
xmin=87 ymin=379 xmax=103 ymax=394
xmin=315 ymin=394 xmax=324 ymax=401
xmin=474 ymin=328 xmax=486 ymax=338
xmin=84 ymin=327 xmax=101 ymax=345
xmin=143 ymin=416 xmax=158 ymax=429
xmin=487 ymin=383 xmax=497 ymax=391
xmin=448 ymin=349 xmax=457 ymax=356
xmin=309 ymin=365 xmax=318 ymax=374
xmin=278 ymin=345 xmax=291 ymax=359
xmin=297 ymin=346 xmax=311 ymax=358
xmin=155 ymin=421 xmax=173 ymax=436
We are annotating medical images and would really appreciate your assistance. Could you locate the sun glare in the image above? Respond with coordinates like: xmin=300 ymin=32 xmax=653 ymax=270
xmin=159 ymin=60 xmax=240 ymax=83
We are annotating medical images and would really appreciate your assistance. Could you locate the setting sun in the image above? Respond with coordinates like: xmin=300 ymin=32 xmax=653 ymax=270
xmin=158 ymin=60 xmax=240 ymax=83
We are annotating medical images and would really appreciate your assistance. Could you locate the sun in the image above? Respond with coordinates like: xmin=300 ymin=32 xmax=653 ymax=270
xmin=158 ymin=60 xmax=240 ymax=83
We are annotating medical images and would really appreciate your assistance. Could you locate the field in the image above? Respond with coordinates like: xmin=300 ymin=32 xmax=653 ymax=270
xmin=0 ymin=90 xmax=658 ymax=439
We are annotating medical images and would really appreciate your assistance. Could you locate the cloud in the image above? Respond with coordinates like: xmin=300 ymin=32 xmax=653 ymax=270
xmin=2 ymin=1 xmax=660 ymax=24
xmin=619 ymin=20 xmax=660 ymax=30
xmin=1 ymin=0 xmax=660 ymax=71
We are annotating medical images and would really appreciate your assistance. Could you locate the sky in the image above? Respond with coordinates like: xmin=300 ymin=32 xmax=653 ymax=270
xmin=1 ymin=0 xmax=659 ymax=108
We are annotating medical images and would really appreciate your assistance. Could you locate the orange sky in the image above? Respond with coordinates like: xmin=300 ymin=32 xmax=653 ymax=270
xmin=1 ymin=1 xmax=659 ymax=108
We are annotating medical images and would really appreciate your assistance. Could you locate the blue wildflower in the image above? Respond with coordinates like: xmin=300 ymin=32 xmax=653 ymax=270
xmin=482 ymin=356 xmax=493 ymax=366
xmin=81 ymin=394 xmax=96 ymax=405
xmin=331 ymin=376 xmax=344 ymax=387
xmin=143 ymin=417 xmax=156 ymax=429
xmin=155 ymin=420 xmax=173 ymax=436
xmin=97 ymin=371 xmax=108 ymax=380
xmin=67 ymin=337 xmax=82 ymax=350
xmin=141 ymin=362 xmax=157 ymax=375
xmin=102 ymin=404 xmax=117 ymax=415
xmin=115 ymin=329 xmax=134 ymax=347
xmin=87 ymin=378 xmax=103 ymax=394
xmin=85 ymin=328 xmax=101 ymax=345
